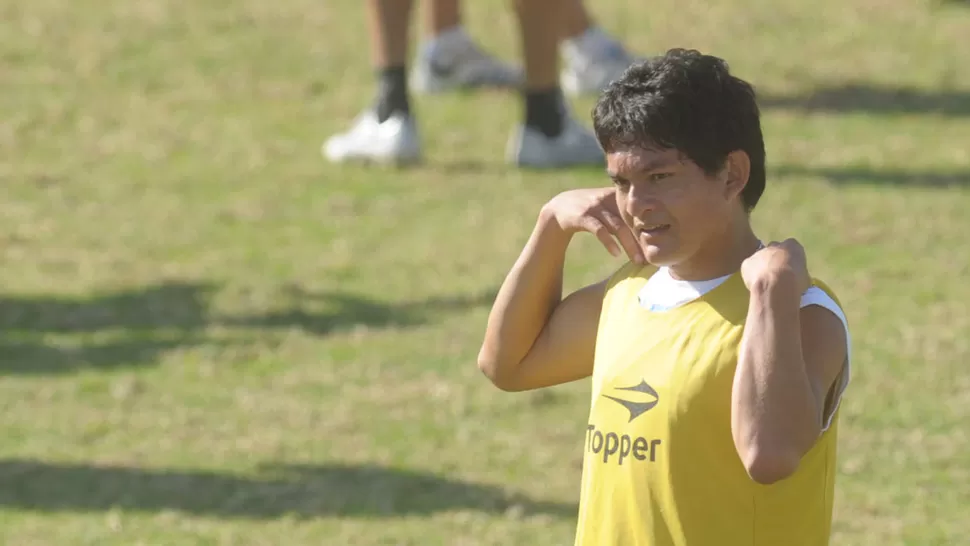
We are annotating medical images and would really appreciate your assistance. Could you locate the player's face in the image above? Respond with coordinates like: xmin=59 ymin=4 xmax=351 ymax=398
xmin=607 ymin=146 xmax=736 ymax=273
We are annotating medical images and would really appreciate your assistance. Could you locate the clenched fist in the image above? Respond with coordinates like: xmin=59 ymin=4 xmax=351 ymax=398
xmin=740 ymin=239 xmax=811 ymax=296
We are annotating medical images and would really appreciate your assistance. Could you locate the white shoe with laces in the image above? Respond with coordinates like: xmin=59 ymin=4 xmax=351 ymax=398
xmin=322 ymin=110 xmax=421 ymax=165
xmin=411 ymin=26 xmax=523 ymax=94
xmin=507 ymin=111 xmax=605 ymax=169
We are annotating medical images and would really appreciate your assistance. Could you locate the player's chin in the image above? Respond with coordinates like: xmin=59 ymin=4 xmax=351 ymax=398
xmin=641 ymin=243 xmax=681 ymax=267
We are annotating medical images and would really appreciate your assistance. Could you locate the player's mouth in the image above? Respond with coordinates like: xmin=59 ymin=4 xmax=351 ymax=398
xmin=638 ymin=224 xmax=671 ymax=236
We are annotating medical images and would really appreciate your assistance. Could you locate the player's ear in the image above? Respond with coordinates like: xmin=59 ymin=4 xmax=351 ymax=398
xmin=722 ymin=150 xmax=750 ymax=201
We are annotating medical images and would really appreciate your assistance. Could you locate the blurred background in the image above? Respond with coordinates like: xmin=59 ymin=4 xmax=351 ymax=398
xmin=1 ymin=0 xmax=968 ymax=544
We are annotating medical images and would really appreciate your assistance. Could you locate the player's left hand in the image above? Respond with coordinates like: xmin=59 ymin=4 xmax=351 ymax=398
xmin=740 ymin=239 xmax=811 ymax=297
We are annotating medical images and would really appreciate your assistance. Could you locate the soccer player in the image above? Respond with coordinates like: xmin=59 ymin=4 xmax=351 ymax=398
xmin=477 ymin=48 xmax=851 ymax=545
xmin=323 ymin=0 xmax=637 ymax=168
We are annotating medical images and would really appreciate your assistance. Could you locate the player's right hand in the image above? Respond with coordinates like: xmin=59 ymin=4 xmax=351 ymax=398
xmin=541 ymin=187 xmax=645 ymax=265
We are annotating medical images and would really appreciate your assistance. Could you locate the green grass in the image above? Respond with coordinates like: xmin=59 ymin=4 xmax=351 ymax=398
xmin=2 ymin=0 xmax=969 ymax=544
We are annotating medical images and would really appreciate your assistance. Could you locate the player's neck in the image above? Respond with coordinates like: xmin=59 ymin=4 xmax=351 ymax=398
xmin=668 ymin=217 xmax=760 ymax=282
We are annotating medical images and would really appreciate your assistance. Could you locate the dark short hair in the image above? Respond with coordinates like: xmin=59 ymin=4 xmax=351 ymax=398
xmin=592 ymin=48 xmax=766 ymax=211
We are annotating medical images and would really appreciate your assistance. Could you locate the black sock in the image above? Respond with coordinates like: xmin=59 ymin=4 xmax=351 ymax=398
xmin=524 ymin=88 xmax=564 ymax=138
xmin=375 ymin=66 xmax=410 ymax=123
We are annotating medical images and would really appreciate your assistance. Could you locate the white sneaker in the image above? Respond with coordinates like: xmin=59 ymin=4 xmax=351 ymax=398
xmin=507 ymin=113 xmax=605 ymax=169
xmin=561 ymin=28 xmax=637 ymax=97
xmin=322 ymin=110 xmax=421 ymax=165
xmin=411 ymin=26 xmax=523 ymax=94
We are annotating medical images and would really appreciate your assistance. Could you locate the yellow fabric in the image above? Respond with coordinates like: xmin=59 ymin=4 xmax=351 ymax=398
xmin=573 ymin=262 xmax=844 ymax=546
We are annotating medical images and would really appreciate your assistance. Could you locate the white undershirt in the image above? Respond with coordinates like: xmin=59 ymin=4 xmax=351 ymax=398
xmin=636 ymin=265 xmax=852 ymax=431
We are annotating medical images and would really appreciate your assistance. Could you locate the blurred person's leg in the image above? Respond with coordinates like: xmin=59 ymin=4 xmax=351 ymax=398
xmin=559 ymin=0 xmax=638 ymax=96
xmin=324 ymin=0 xmax=421 ymax=165
xmin=424 ymin=0 xmax=461 ymax=33
xmin=560 ymin=0 xmax=594 ymax=39
xmin=324 ymin=0 xmax=614 ymax=167
xmin=411 ymin=0 xmax=522 ymax=93
xmin=369 ymin=0 xmax=413 ymax=123
xmin=506 ymin=0 xmax=604 ymax=168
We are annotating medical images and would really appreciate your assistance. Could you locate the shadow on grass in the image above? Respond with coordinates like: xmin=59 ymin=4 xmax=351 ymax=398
xmin=0 ymin=282 xmax=497 ymax=373
xmin=0 ymin=282 xmax=216 ymax=374
xmin=0 ymin=460 xmax=576 ymax=519
xmin=759 ymin=84 xmax=970 ymax=116
xmin=770 ymin=165 xmax=970 ymax=187
xmin=222 ymin=285 xmax=498 ymax=335
xmin=0 ymin=282 xmax=216 ymax=334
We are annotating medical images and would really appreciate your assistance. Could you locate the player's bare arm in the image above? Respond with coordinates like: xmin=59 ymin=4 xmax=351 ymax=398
xmin=477 ymin=187 xmax=644 ymax=392
xmin=732 ymin=239 xmax=848 ymax=484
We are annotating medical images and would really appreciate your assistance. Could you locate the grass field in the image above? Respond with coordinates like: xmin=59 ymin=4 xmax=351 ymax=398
xmin=2 ymin=0 xmax=970 ymax=544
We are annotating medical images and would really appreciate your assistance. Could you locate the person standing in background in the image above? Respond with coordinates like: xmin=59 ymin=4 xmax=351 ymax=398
xmin=324 ymin=0 xmax=638 ymax=168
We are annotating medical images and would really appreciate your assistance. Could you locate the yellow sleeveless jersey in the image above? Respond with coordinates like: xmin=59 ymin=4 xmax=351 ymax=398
xmin=573 ymin=262 xmax=848 ymax=546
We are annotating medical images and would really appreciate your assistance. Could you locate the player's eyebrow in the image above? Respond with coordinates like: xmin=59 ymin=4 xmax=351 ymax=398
xmin=607 ymin=158 xmax=680 ymax=180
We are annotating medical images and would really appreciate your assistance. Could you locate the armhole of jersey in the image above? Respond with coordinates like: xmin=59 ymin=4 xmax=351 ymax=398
xmin=800 ymin=286 xmax=851 ymax=432
xmin=598 ymin=262 xmax=642 ymax=336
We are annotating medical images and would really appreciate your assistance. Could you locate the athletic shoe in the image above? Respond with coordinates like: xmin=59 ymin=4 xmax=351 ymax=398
xmin=561 ymin=27 xmax=638 ymax=97
xmin=411 ymin=26 xmax=523 ymax=94
xmin=507 ymin=111 xmax=604 ymax=169
xmin=322 ymin=110 xmax=421 ymax=165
